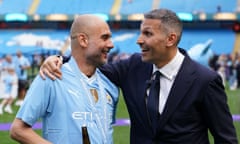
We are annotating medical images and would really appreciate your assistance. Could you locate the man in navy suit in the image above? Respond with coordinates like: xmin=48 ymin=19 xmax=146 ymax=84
xmin=40 ymin=9 xmax=238 ymax=144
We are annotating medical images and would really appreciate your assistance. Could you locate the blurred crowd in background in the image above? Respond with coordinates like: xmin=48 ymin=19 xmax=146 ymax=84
xmin=0 ymin=50 xmax=44 ymax=115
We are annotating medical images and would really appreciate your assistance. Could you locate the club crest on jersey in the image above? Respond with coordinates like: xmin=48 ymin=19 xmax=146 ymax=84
xmin=106 ymin=93 xmax=112 ymax=105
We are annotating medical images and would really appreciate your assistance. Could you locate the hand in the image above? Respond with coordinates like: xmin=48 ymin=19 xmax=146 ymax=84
xmin=39 ymin=55 xmax=63 ymax=80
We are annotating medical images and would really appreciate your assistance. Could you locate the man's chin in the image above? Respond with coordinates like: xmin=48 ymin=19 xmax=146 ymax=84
xmin=141 ymin=56 xmax=150 ymax=63
xmin=96 ymin=60 xmax=107 ymax=67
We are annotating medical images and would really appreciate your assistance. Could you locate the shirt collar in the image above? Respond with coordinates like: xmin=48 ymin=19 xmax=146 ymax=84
xmin=69 ymin=56 xmax=97 ymax=83
xmin=153 ymin=49 xmax=185 ymax=80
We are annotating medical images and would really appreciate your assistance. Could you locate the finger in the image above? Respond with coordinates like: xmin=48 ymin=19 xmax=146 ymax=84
xmin=53 ymin=65 xmax=62 ymax=79
xmin=54 ymin=71 xmax=62 ymax=79
xmin=41 ymin=62 xmax=57 ymax=80
xmin=39 ymin=62 xmax=51 ymax=80
xmin=39 ymin=68 xmax=46 ymax=80
xmin=54 ymin=60 xmax=62 ymax=79
xmin=43 ymin=68 xmax=56 ymax=80
xmin=49 ymin=59 xmax=59 ymax=72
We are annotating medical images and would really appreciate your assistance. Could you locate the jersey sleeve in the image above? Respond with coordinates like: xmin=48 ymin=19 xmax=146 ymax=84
xmin=16 ymin=75 xmax=54 ymax=126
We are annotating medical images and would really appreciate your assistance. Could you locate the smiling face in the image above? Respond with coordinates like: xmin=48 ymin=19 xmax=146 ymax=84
xmin=137 ymin=19 xmax=169 ymax=67
xmin=137 ymin=19 xmax=166 ymax=62
xmin=70 ymin=15 xmax=114 ymax=68
xmin=85 ymin=22 xmax=113 ymax=67
xmin=137 ymin=9 xmax=183 ymax=68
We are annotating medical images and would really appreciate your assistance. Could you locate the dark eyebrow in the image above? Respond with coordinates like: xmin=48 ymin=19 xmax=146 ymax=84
xmin=101 ymin=33 xmax=112 ymax=39
xmin=142 ymin=27 xmax=152 ymax=31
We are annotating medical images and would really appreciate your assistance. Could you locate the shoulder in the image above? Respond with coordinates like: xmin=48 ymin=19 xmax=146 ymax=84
xmin=128 ymin=53 xmax=142 ymax=62
xmin=123 ymin=53 xmax=151 ymax=68
xmin=61 ymin=62 xmax=76 ymax=78
xmin=185 ymin=55 xmax=219 ymax=82
xmin=97 ymin=69 xmax=118 ymax=90
xmin=31 ymin=75 xmax=53 ymax=87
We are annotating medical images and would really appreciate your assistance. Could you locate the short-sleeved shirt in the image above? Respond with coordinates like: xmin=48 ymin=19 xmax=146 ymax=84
xmin=16 ymin=57 xmax=119 ymax=144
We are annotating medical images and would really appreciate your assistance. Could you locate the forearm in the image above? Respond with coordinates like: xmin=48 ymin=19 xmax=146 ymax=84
xmin=13 ymin=129 xmax=51 ymax=144
xmin=10 ymin=119 xmax=52 ymax=144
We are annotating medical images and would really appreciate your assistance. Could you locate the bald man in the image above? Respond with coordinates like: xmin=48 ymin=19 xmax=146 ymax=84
xmin=10 ymin=15 xmax=119 ymax=144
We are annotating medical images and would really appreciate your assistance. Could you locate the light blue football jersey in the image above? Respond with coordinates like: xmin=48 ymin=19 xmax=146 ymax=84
xmin=16 ymin=57 xmax=119 ymax=144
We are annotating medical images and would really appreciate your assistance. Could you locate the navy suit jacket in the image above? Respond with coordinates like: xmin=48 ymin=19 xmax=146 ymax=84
xmin=100 ymin=48 xmax=238 ymax=144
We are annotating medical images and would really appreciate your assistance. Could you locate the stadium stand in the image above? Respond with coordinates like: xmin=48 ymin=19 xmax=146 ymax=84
xmin=0 ymin=28 xmax=235 ymax=57
xmin=180 ymin=29 xmax=235 ymax=54
xmin=119 ymin=0 xmax=153 ymax=14
xmin=0 ymin=0 xmax=237 ymax=15
xmin=0 ymin=0 xmax=32 ymax=14
xmin=36 ymin=0 xmax=115 ymax=14
xmin=0 ymin=29 xmax=68 ymax=57
xmin=159 ymin=0 xmax=237 ymax=13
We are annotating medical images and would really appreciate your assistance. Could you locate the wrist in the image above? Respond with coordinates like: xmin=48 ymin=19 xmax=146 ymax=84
xmin=56 ymin=55 xmax=63 ymax=63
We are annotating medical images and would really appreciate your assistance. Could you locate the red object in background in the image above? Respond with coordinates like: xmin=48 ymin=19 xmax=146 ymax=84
xmin=0 ymin=22 xmax=7 ymax=28
xmin=233 ymin=22 xmax=240 ymax=32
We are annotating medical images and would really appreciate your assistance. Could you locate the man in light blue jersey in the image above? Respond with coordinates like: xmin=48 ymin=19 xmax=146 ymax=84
xmin=10 ymin=14 xmax=119 ymax=144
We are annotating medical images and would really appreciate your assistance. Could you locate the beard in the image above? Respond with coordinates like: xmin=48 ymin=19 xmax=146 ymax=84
xmin=86 ymin=53 xmax=107 ymax=67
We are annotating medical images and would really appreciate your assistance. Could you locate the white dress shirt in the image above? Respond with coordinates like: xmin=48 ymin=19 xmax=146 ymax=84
xmin=152 ymin=49 xmax=185 ymax=114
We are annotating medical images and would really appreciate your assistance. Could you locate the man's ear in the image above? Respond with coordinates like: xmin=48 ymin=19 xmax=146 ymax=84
xmin=166 ymin=33 xmax=177 ymax=47
xmin=78 ymin=33 xmax=88 ymax=47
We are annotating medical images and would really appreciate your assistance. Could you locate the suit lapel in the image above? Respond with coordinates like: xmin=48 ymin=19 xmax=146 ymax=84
xmin=136 ymin=63 xmax=154 ymax=131
xmin=157 ymin=55 xmax=197 ymax=129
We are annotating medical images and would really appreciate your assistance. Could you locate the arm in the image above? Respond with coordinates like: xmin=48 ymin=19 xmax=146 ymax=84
xmin=99 ymin=53 xmax=144 ymax=86
xmin=39 ymin=55 xmax=68 ymax=80
xmin=10 ymin=75 xmax=54 ymax=144
xmin=10 ymin=118 xmax=52 ymax=144
xmin=203 ymin=75 xmax=238 ymax=143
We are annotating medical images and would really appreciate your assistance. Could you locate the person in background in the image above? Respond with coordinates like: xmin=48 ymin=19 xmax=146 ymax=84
xmin=14 ymin=50 xmax=30 ymax=106
xmin=1 ymin=54 xmax=18 ymax=105
xmin=39 ymin=9 xmax=238 ymax=144
xmin=10 ymin=14 xmax=119 ymax=144
xmin=0 ymin=66 xmax=18 ymax=114
xmin=1 ymin=54 xmax=15 ymax=75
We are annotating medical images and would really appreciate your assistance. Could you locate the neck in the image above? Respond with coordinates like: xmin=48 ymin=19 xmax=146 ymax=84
xmin=155 ymin=48 xmax=178 ymax=68
xmin=73 ymin=55 xmax=96 ymax=77
xmin=79 ymin=62 xmax=96 ymax=77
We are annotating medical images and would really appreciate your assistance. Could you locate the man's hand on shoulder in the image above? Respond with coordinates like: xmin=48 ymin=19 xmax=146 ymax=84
xmin=39 ymin=55 xmax=63 ymax=80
